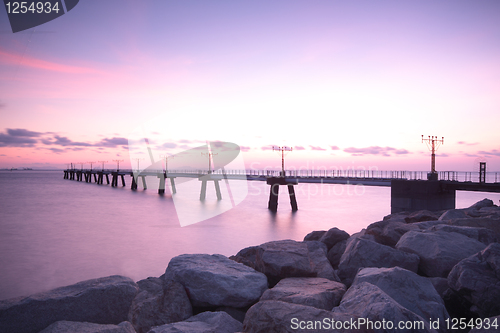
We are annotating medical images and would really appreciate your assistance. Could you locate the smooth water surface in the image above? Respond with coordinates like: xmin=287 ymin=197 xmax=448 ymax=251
xmin=1 ymin=171 xmax=498 ymax=300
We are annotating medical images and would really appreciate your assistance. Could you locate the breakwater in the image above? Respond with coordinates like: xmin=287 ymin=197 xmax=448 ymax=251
xmin=1 ymin=199 xmax=500 ymax=333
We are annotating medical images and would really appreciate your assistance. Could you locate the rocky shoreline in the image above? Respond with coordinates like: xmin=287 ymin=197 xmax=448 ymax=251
xmin=1 ymin=199 xmax=500 ymax=333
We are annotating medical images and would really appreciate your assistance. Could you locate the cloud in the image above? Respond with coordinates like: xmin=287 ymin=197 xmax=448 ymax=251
xmin=343 ymin=146 xmax=404 ymax=157
xmin=260 ymin=145 xmax=275 ymax=151
xmin=330 ymin=146 xmax=340 ymax=150
xmin=0 ymin=50 xmax=101 ymax=75
xmin=53 ymin=135 xmax=93 ymax=147
xmin=47 ymin=148 xmax=66 ymax=154
xmin=457 ymin=141 xmax=479 ymax=146
xmin=294 ymin=146 xmax=306 ymax=150
xmin=0 ymin=132 xmax=38 ymax=147
xmin=97 ymin=137 xmax=128 ymax=147
xmin=161 ymin=142 xmax=177 ymax=149
xmin=310 ymin=145 xmax=326 ymax=151
xmin=7 ymin=128 xmax=43 ymax=137
xmin=478 ymin=150 xmax=500 ymax=157
xmin=240 ymin=146 xmax=251 ymax=152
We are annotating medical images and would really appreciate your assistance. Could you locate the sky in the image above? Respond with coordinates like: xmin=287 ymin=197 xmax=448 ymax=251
xmin=1 ymin=0 xmax=499 ymax=172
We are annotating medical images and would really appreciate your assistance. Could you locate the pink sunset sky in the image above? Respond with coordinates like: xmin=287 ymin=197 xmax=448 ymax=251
xmin=1 ymin=0 xmax=499 ymax=172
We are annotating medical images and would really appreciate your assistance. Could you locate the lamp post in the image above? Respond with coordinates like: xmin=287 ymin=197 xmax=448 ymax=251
xmin=422 ymin=135 xmax=444 ymax=180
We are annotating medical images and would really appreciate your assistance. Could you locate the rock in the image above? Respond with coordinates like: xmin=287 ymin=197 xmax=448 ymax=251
xmin=412 ymin=220 xmax=446 ymax=230
xmin=38 ymin=321 xmax=136 ymax=333
xmin=468 ymin=198 xmax=494 ymax=211
xmin=365 ymin=220 xmax=420 ymax=247
xmin=128 ymin=280 xmax=192 ymax=333
xmin=214 ymin=306 xmax=246 ymax=323
xmin=303 ymin=230 xmax=326 ymax=241
xmin=333 ymin=282 xmax=436 ymax=333
xmin=427 ymin=224 xmax=498 ymax=245
xmin=0 ymin=275 xmax=139 ymax=333
xmin=319 ymin=227 xmax=350 ymax=250
xmin=231 ymin=240 xmax=338 ymax=286
xmin=337 ymin=238 xmax=420 ymax=286
xmin=404 ymin=210 xmax=440 ymax=223
xmin=136 ymin=277 xmax=163 ymax=294
xmin=259 ymin=277 xmax=346 ymax=310
xmin=148 ymin=311 xmax=242 ymax=333
xmin=448 ymin=243 xmax=500 ymax=318
xmin=448 ymin=217 xmax=500 ymax=236
xmin=439 ymin=209 xmax=470 ymax=221
xmin=351 ymin=267 xmax=449 ymax=327
xmin=243 ymin=300 xmax=371 ymax=333
xmin=428 ymin=277 xmax=449 ymax=299
xmin=382 ymin=211 xmax=410 ymax=222
xmin=396 ymin=230 xmax=486 ymax=277
xmin=163 ymin=253 xmax=267 ymax=308
xmin=469 ymin=315 xmax=500 ymax=333
xmin=327 ymin=240 xmax=347 ymax=269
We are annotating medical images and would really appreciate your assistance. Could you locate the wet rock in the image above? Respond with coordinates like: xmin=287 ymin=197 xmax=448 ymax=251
xmin=439 ymin=209 xmax=470 ymax=221
xmin=448 ymin=217 xmax=500 ymax=236
xmin=231 ymin=240 xmax=338 ymax=286
xmin=38 ymin=321 xmax=136 ymax=333
xmin=319 ymin=227 xmax=350 ymax=250
xmin=427 ymin=224 xmax=498 ymax=245
xmin=396 ymin=230 xmax=486 ymax=277
xmin=365 ymin=220 xmax=420 ymax=247
xmin=404 ymin=210 xmax=440 ymax=223
xmin=128 ymin=280 xmax=192 ymax=333
xmin=148 ymin=311 xmax=242 ymax=333
xmin=327 ymin=239 xmax=347 ymax=269
xmin=448 ymin=243 xmax=500 ymax=318
xmin=303 ymin=230 xmax=326 ymax=241
xmin=163 ymin=254 xmax=267 ymax=308
xmin=243 ymin=300 xmax=370 ymax=333
xmin=333 ymin=282 xmax=436 ymax=333
xmin=337 ymin=238 xmax=419 ymax=286
xmin=0 ymin=275 xmax=139 ymax=333
xmin=260 ymin=277 xmax=346 ymax=310
xmin=351 ymin=267 xmax=449 ymax=327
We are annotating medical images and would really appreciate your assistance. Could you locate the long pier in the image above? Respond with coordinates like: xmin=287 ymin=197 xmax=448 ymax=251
xmin=63 ymin=168 xmax=500 ymax=213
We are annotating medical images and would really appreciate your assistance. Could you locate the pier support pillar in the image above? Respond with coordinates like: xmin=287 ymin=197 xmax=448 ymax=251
xmin=266 ymin=177 xmax=299 ymax=212
xmin=120 ymin=174 xmax=125 ymax=186
xmin=199 ymin=174 xmax=222 ymax=201
xmin=391 ymin=179 xmax=455 ymax=213
xmin=158 ymin=173 xmax=165 ymax=194
xmin=169 ymin=177 xmax=177 ymax=194
xmin=131 ymin=175 xmax=138 ymax=190
xmin=140 ymin=175 xmax=147 ymax=189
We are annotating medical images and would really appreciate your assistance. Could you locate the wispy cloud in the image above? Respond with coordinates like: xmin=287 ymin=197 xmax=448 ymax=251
xmin=294 ymin=146 xmax=305 ymax=150
xmin=330 ymin=146 xmax=340 ymax=150
xmin=310 ymin=145 xmax=326 ymax=151
xmin=343 ymin=146 xmax=409 ymax=157
xmin=0 ymin=50 xmax=102 ymax=75
xmin=7 ymin=128 xmax=43 ymax=137
xmin=478 ymin=149 xmax=500 ymax=157
xmin=0 ymin=133 xmax=38 ymax=147
xmin=457 ymin=141 xmax=479 ymax=146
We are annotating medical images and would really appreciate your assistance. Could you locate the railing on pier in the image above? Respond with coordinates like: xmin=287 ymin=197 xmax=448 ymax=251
xmin=64 ymin=168 xmax=500 ymax=184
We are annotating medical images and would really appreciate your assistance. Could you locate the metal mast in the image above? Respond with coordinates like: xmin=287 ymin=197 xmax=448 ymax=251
xmin=273 ymin=146 xmax=293 ymax=177
xmin=422 ymin=135 xmax=444 ymax=174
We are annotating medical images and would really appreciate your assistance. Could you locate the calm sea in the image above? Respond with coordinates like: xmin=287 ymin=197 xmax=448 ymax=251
xmin=1 ymin=171 xmax=498 ymax=300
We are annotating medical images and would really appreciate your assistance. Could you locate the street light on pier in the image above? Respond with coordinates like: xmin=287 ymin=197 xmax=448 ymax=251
xmin=131 ymin=158 xmax=144 ymax=173
xmin=87 ymin=161 xmax=96 ymax=171
xmin=112 ymin=159 xmax=124 ymax=171
xmin=201 ymin=152 xmax=217 ymax=174
xmin=98 ymin=161 xmax=107 ymax=171
xmin=160 ymin=154 xmax=175 ymax=173
xmin=422 ymin=135 xmax=444 ymax=180
xmin=273 ymin=146 xmax=293 ymax=177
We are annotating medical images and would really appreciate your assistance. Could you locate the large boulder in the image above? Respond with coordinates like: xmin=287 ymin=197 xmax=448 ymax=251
xmin=128 ymin=279 xmax=192 ymax=333
xmin=0 ymin=275 xmax=139 ymax=333
xmin=148 ymin=311 xmax=242 ymax=333
xmin=38 ymin=321 xmax=136 ymax=333
xmin=243 ymin=300 xmax=371 ymax=333
xmin=396 ymin=230 xmax=486 ymax=277
xmin=351 ymin=267 xmax=449 ymax=327
xmin=163 ymin=253 xmax=267 ymax=308
xmin=319 ymin=227 xmax=350 ymax=250
xmin=448 ymin=217 xmax=500 ymax=236
xmin=337 ymin=238 xmax=420 ymax=286
xmin=404 ymin=210 xmax=440 ymax=223
xmin=333 ymin=282 xmax=437 ymax=333
xmin=303 ymin=230 xmax=326 ymax=241
xmin=468 ymin=198 xmax=494 ymax=211
xmin=326 ymin=240 xmax=347 ymax=269
xmin=439 ymin=209 xmax=470 ymax=221
xmin=231 ymin=240 xmax=338 ymax=286
xmin=365 ymin=220 xmax=420 ymax=247
xmin=259 ymin=277 xmax=346 ymax=310
xmin=448 ymin=243 xmax=500 ymax=318
xmin=426 ymin=224 xmax=498 ymax=245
